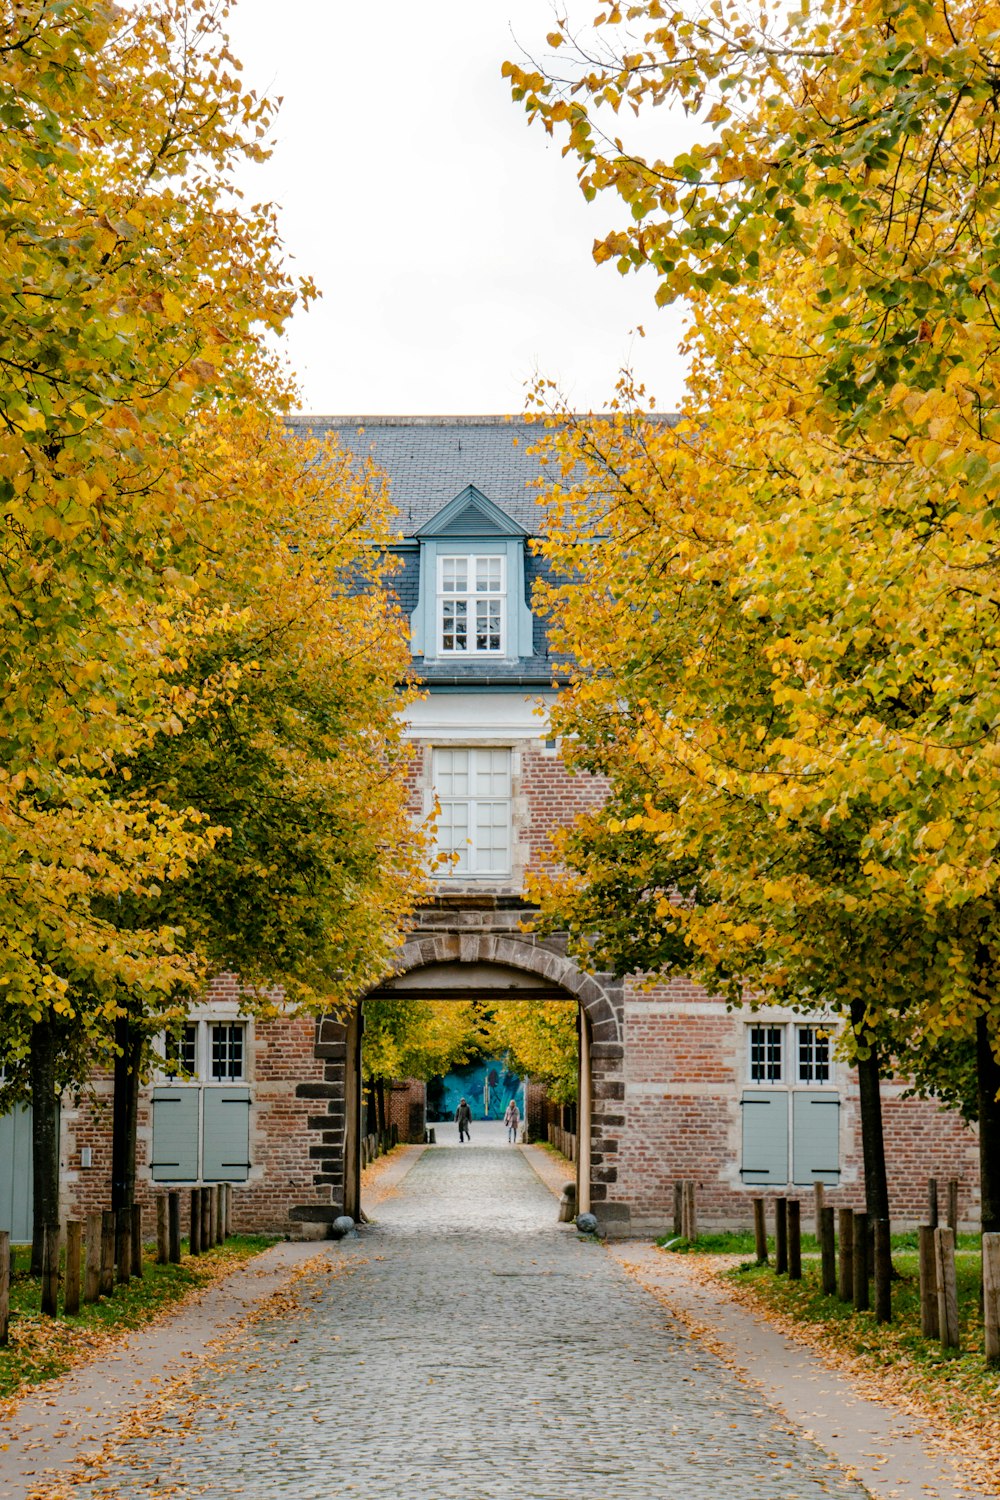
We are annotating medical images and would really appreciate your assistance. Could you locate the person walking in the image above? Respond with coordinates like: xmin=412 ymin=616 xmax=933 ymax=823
xmin=455 ymin=1097 xmax=472 ymax=1143
xmin=504 ymin=1098 xmax=521 ymax=1144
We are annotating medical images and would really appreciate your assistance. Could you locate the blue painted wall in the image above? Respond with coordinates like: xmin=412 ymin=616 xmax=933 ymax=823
xmin=426 ymin=1057 xmax=523 ymax=1123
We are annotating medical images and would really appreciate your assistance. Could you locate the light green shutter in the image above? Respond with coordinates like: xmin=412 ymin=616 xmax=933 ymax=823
xmin=151 ymin=1089 xmax=200 ymax=1181
xmin=792 ymin=1092 xmax=841 ymax=1185
xmin=0 ymin=1106 xmax=33 ymax=1242
xmin=741 ymin=1090 xmax=789 ymax=1184
xmin=201 ymin=1088 xmax=251 ymax=1181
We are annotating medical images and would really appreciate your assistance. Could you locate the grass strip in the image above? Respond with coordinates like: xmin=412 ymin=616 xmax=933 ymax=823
xmin=0 ymin=1234 xmax=276 ymax=1406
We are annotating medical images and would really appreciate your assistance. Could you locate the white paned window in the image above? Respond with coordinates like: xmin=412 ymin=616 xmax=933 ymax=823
xmin=438 ymin=554 xmax=505 ymax=654
xmin=211 ymin=1023 xmax=245 ymax=1082
xmin=160 ymin=1021 xmax=246 ymax=1083
xmin=796 ymin=1025 xmax=831 ymax=1083
xmin=749 ymin=1024 xmax=783 ymax=1083
xmin=433 ymin=748 xmax=511 ymax=875
xmin=165 ymin=1023 xmax=198 ymax=1078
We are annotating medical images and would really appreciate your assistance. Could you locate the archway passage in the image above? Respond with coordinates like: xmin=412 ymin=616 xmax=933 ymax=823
xmin=295 ymin=905 xmax=628 ymax=1237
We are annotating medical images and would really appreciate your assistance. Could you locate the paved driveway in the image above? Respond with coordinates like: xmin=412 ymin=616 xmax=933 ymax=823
xmin=69 ymin=1146 xmax=868 ymax=1499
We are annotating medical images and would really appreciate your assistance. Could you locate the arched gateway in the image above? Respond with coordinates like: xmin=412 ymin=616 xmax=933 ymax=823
xmin=294 ymin=900 xmax=629 ymax=1237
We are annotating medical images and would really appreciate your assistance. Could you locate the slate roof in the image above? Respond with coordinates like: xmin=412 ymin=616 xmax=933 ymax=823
xmin=286 ymin=415 xmax=563 ymax=538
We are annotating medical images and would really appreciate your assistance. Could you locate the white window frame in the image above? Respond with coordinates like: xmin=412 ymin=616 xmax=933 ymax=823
xmin=436 ymin=553 xmax=506 ymax=656
xmin=161 ymin=1020 xmax=247 ymax=1085
xmin=747 ymin=1022 xmax=836 ymax=1088
xmin=432 ymin=747 xmax=512 ymax=877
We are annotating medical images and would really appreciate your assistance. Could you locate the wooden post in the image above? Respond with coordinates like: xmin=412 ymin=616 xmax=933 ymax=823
xmin=837 ymin=1207 xmax=854 ymax=1301
xmin=934 ymin=1225 xmax=960 ymax=1349
xmin=156 ymin=1196 xmax=169 ymax=1264
xmin=224 ymin=1184 xmax=232 ymax=1238
xmin=775 ymin=1197 xmax=788 ymax=1274
xmin=41 ymin=1224 xmax=59 ymax=1317
xmin=85 ymin=1211 xmax=102 ymax=1303
xmin=752 ymin=1198 xmax=768 ymax=1264
xmin=919 ymin=1224 xmax=940 ymax=1338
xmin=131 ymin=1204 xmax=143 ymax=1279
xmin=873 ymin=1218 xmax=891 ymax=1324
xmin=216 ymin=1184 xmax=225 ymax=1246
xmin=947 ymin=1179 xmax=959 ymax=1234
xmin=813 ymin=1181 xmax=825 ymax=1235
xmin=673 ymin=1182 xmax=683 ymax=1237
xmin=928 ymin=1177 xmax=939 ymax=1229
xmin=682 ymin=1180 xmax=697 ymax=1242
xmin=201 ymin=1186 xmax=212 ymax=1252
xmin=852 ymin=1211 xmax=869 ymax=1312
xmin=819 ymin=1205 xmax=836 ymax=1295
xmin=189 ymin=1188 xmax=201 ymax=1255
xmin=100 ymin=1210 xmax=116 ymax=1295
xmin=983 ymin=1232 xmax=1000 ymax=1366
xmin=115 ymin=1206 xmax=130 ymax=1283
xmin=168 ymin=1191 xmax=181 ymax=1264
xmin=0 ymin=1230 xmax=9 ymax=1347
xmin=64 ymin=1220 xmax=82 ymax=1316
xmin=788 ymin=1199 xmax=802 ymax=1280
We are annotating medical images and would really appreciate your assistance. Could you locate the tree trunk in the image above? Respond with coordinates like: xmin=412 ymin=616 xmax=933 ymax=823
xmin=111 ymin=1014 xmax=143 ymax=1214
xmin=374 ymin=1078 xmax=387 ymax=1137
xmin=849 ymin=1000 xmax=890 ymax=1222
xmin=29 ymin=1021 xmax=61 ymax=1276
xmin=977 ymin=1013 xmax=1000 ymax=1235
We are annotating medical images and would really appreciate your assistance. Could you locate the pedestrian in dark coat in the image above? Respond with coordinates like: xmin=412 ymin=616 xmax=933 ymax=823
xmin=455 ymin=1097 xmax=472 ymax=1143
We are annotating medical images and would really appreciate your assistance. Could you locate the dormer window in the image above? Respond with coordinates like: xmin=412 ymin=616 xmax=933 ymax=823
xmin=438 ymin=553 xmax=505 ymax=654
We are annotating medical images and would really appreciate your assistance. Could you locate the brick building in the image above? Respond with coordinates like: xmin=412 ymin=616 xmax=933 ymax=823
xmin=2 ymin=417 xmax=979 ymax=1241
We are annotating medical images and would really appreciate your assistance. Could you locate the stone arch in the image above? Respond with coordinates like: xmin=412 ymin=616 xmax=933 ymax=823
xmin=386 ymin=930 xmax=623 ymax=1049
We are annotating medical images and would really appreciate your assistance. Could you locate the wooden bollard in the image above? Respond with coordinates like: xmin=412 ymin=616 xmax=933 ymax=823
xmin=201 ymin=1186 xmax=213 ymax=1251
xmin=673 ymin=1182 xmax=683 ymax=1237
xmin=189 ymin=1188 xmax=201 ymax=1255
xmin=873 ymin=1218 xmax=891 ymax=1324
xmin=934 ymin=1225 xmax=960 ymax=1349
xmin=682 ymin=1180 xmax=698 ymax=1241
xmin=752 ymin=1198 xmax=768 ymax=1264
xmin=85 ymin=1211 xmax=102 ymax=1303
xmin=837 ymin=1208 xmax=854 ymax=1301
xmin=819 ymin=1206 xmax=836 ymax=1295
xmin=168 ymin=1191 xmax=181 ymax=1264
xmin=852 ymin=1211 xmax=869 ymax=1312
xmin=41 ymin=1223 xmax=59 ymax=1316
xmin=918 ymin=1224 xmax=940 ymax=1338
xmin=788 ymin=1200 xmax=802 ymax=1280
xmin=927 ymin=1177 xmax=939 ymax=1229
xmin=983 ymin=1232 xmax=1000 ymax=1365
xmin=115 ymin=1207 xmax=131 ymax=1283
xmin=813 ymin=1181 xmax=825 ymax=1235
xmin=946 ymin=1179 xmax=959 ymax=1234
xmin=224 ymin=1184 xmax=233 ymax=1238
xmin=0 ymin=1229 xmax=9 ymax=1347
xmin=216 ymin=1184 xmax=225 ymax=1246
xmin=100 ymin=1210 xmax=116 ymax=1295
xmin=131 ymin=1204 xmax=143 ymax=1279
xmin=64 ymin=1221 xmax=82 ymax=1316
xmin=775 ymin=1197 xmax=788 ymax=1274
xmin=156 ymin=1196 xmax=169 ymax=1264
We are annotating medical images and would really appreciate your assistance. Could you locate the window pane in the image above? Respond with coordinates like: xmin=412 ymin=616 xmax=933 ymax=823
xmin=441 ymin=557 xmax=467 ymax=592
xmin=472 ymin=749 xmax=510 ymax=798
xmin=750 ymin=1026 xmax=782 ymax=1083
xmin=798 ymin=1026 xmax=830 ymax=1083
xmin=441 ymin=598 xmax=467 ymax=652
xmin=166 ymin=1023 xmax=197 ymax=1078
xmin=476 ymin=597 xmax=502 ymax=651
xmin=476 ymin=556 xmax=502 ymax=591
xmin=211 ymin=1024 xmax=245 ymax=1082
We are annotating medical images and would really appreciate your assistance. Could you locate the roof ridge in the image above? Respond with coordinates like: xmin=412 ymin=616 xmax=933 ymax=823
xmin=287 ymin=413 xmax=679 ymax=426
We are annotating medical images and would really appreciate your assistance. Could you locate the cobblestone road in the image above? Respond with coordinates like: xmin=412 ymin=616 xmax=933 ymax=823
xmin=73 ymin=1145 xmax=868 ymax=1499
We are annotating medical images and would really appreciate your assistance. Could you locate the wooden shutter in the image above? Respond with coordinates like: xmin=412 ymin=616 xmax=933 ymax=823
xmin=740 ymin=1090 xmax=789 ymax=1184
xmin=792 ymin=1092 xmax=841 ymax=1185
xmin=201 ymin=1088 xmax=251 ymax=1182
xmin=150 ymin=1089 xmax=200 ymax=1181
xmin=0 ymin=1106 xmax=34 ymax=1242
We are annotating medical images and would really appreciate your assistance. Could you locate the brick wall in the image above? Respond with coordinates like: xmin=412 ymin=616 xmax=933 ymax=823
xmin=388 ymin=1079 xmax=426 ymax=1143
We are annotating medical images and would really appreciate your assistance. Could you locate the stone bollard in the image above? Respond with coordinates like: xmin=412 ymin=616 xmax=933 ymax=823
xmin=576 ymin=1212 xmax=599 ymax=1236
xmin=558 ymin=1183 xmax=577 ymax=1224
xmin=330 ymin=1215 xmax=356 ymax=1240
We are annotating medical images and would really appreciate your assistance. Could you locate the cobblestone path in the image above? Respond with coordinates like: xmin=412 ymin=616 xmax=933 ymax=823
xmin=74 ymin=1147 xmax=868 ymax=1499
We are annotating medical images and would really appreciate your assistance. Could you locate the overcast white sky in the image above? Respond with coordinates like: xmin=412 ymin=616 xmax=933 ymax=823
xmin=225 ymin=0 xmax=693 ymax=417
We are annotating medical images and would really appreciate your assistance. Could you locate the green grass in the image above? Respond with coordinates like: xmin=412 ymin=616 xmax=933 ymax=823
xmin=0 ymin=1235 xmax=275 ymax=1403
xmin=717 ymin=1241 xmax=999 ymax=1466
xmin=655 ymin=1228 xmax=981 ymax=1255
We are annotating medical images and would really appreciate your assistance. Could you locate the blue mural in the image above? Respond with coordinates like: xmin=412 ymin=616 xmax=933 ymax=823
xmin=426 ymin=1057 xmax=524 ymax=1123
